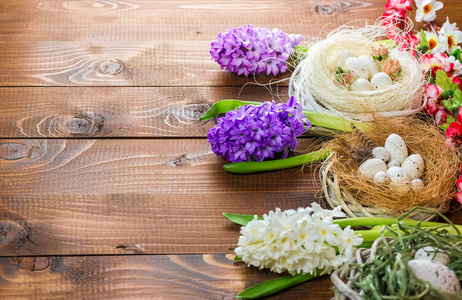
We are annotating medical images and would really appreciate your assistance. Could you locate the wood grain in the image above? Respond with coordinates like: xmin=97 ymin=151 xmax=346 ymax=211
xmin=0 ymin=254 xmax=334 ymax=299
xmin=0 ymin=0 xmax=392 ymax=86
xmin=0 ymin=138 xmax=322 ymax=255
xmin=1 ymin=0 xmax=386 ymax=42
xmin=0 ymin=86 xmax=288 ymax=138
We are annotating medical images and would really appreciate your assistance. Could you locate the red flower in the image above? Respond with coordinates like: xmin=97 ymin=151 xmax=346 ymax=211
xmin=457 ymin=175 xmax=462 ymax=191
xmin=452 ymin=76 xmax=462 ymax=90
xmin=445 ymin=109 xmax=462 ymax=148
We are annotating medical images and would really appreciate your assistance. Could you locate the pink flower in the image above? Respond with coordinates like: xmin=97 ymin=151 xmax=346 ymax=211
xmin=420 ymin=53 xmax=445 ymax=74
xmin=444 ymin=56 xmax=462 ymax=78
xmin=456 ymin=191 xmax=462 ymax=204
xmin=456 ymin=176 xmax=462 ymax=204
xmin=383 ymin=58 xmax=402 ymax=79
xmin=385 ymin=0 xmax=413 ymax=17
xmin=425 ymin=84 xmax=443 ymax=100
xmin=372 ymin=45 xmax=389 ymax=58
xmin=435 ymin=107 xmax=448 ymax=126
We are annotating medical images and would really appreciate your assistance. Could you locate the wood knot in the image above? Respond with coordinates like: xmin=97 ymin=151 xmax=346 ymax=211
xmin=9 ymin=256 xmax=62 ymax=273
xmin=315 ymin=5 xmax=335 ymax=14
xmin=0 ymin=219 xmax=30 ymax=254
xmin=48 ymin=112 xmax=105 ymax=137
xmin=97 ymin=59 xmax=124 ymax=75
xmin=0 ymin=142 xmax=32 ymax=160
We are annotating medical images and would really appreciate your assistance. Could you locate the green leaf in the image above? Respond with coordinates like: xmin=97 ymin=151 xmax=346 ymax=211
xmin=439 ymin=115 xmax=457 ymax=131
xmin=223 ymin=213 xmax=261 ymax=226
xmin=435 ymin=69 xmax=458 ymax=92
xmin=234 ymin=255 xmax=242 ymax=261
xmin=236 ymin=272 xmax=320 ymax=299
xmin=199 ymin=100 xmax=261 ymax=121
xmin=439 ymin=123 xmax=450 ymax=131
xmin=294 ymin=45 xmax=308 ymax=53
xmin=452 ymin=89 xmax=462 ymax=108
xmin=417 ymin=30 xmax=429 ymax=53
xmin=223 ymin=149 xmax=331 ymax=174
xmin=441 ymin=90 xmax=462 ymax=113
xmin=450 ymin=48 xmax=462 ymax=63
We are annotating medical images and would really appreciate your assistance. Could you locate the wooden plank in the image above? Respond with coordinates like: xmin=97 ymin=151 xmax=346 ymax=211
xmin=0 ymin=138 xmax=322 ymax=255
xmin=0 ymin=86 xmax=288 ymax=138
xmin=0 ymin=0 xmax=387 ymax=42
xmin=0 ymin=254 xmax=334 ymax=299
xmin=0 ymin=0 xmax=392 ymax=86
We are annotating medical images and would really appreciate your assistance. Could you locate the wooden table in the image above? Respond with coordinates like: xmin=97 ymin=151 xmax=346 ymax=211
xmin=1 ymin=0 xmax=461 ymax=299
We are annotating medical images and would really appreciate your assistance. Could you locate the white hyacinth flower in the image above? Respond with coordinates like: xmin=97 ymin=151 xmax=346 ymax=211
xmin=415 ymin=0 xmax=443 ymax=22
xmin=425 ymin=31 xmax=449 ymax=54
xmin=439 ymin=18 xmax=462 ymax=53
xmin=234 ymin=204 xmax=363 ymax=276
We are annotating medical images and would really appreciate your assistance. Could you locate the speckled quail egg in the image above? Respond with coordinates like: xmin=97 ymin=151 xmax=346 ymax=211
xmin=373 ymin=171 xmax=390 ymax=184
xmin=372 ymin=147 xmax=391 ymax=162
xmin=385 ymin=134 xmax=408 ymax=164
xmin=387 ymin=160 xmax=400 ymax=169
xmin=415 ymin=246 xmax=450 ymax=266
xmin=411 ymin=178 xmax=424 ymax=192
xmin=401 ymin=154 xmax=424 ymax=179
xmin=345 ymin=57 xmax=369 ymax=79
xmin=408 ymin=259 xmax=460 ymax=297
xmin=357 ymin=55 xmax=379 ymax=76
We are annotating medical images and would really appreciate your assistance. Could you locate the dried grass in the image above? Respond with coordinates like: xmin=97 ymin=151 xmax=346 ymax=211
xmin=325 ymin=117 xmax=459 ymax=216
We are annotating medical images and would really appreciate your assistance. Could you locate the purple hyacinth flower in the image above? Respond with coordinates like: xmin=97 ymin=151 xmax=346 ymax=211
xmin=207 ymin=96 xmax=310 ymax=162
xmin=210 ymin=25 xmax=304 ymax=77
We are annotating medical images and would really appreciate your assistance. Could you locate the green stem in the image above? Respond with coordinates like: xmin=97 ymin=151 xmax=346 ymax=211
xmin=200 ymin=100 xmax=369 ymax=133
xmin=223 ymin=149 xmax=331 ymax=174
xmin=200 ymin=100 xmax=260 ymax=121
xmin=304 ymin=111 xmax=368 ymax=133
xmin=236 ymin=271 xmax=322 ymax=299
xmin=333 ymin=217 xmax=462 ymax=232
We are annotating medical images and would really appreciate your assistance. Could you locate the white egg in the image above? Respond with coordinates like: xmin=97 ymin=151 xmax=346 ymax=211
xmin=408 ymin=260 xmax=460 ymax=296
xmin=373 ymin=171 xmax=390 ymax=184
xmin=415 ymin=246 xmax=450 ymax=266
xmin=411 ymin=179 xmax=425 ymax=192
xmin=359 ymin=158 xmax=387 ymax=179
xmin=350 ymin=79 xmax=374 ymax=92
xmin=336 ymin=50 xmax=353 ymax=69
xmin=372 ymin=147 xmax=390 ymax=162
xmin=387 ymin=167 xmax=410 ymax=182
xmin=345 ymin=57 xmax=369 ymax=79
xmin=357 ymin=55 xmax=379 ymax=76
xmin=385 ymin=134 xmax=408 ymax=164
xmin=387 ymin=166 xmax=411 ymax=194
xmin=387 ymin=160 xmax=400 ymax=169
xmin=401 ymin=154 xmax=424 ymax=179
xmin=371 ymin=72 xmax=393 ymax=90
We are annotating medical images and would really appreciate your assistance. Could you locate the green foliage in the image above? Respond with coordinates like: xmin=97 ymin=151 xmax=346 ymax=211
xmin=222 ymin=213 xmax=261 ymax=226
xmin=435 ymin=69 xmax=459 ymax=92
xmin=442 ymin=89 xmax=462 ymax=113
xmin=236 ymin=273 xmax=318 ymax=299
xmin=450 ymin=48 xmax=462 ymax=63
xmin=416 ymin=30 xmax=429 ymax=53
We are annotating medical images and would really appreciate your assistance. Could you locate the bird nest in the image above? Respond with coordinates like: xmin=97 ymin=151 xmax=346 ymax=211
xmin=289 ymin=24 xmax=425 ymax=122
xmin=320 ymin=117 xmax=458 ymax=221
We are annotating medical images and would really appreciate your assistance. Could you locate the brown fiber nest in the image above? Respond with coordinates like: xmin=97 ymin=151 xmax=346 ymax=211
xmin=321 ymin=116 xmax=459 ymax=220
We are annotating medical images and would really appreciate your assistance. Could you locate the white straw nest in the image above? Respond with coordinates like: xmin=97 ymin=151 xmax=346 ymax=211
xmin=289 ymin=24 xmax=426 ymax=122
